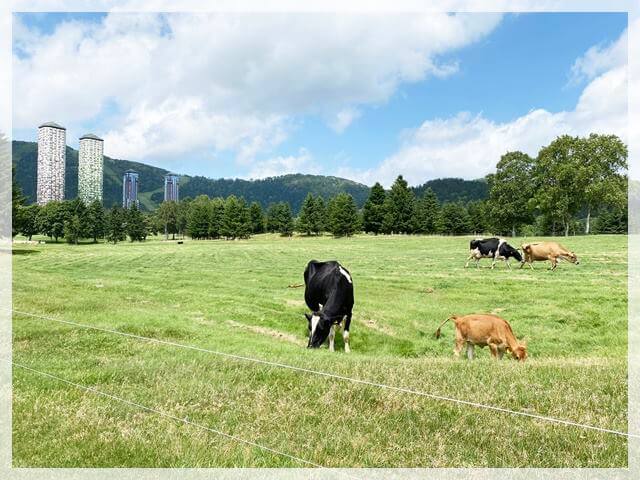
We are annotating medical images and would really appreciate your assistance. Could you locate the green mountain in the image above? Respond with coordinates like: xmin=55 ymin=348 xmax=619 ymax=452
xmin=413 ymin=177 xmax=489 ymax=203
xmin=12 ymin=140 xmax=489 ymax=212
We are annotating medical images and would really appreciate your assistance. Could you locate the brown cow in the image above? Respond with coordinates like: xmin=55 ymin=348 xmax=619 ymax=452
xmin=435 ymin=313 xmax=527 ymax=361
xmin=520 ymin=241 xmax=579 ymax=271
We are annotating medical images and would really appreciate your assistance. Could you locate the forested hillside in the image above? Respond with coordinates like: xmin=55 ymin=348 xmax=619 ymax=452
xmin=12 ymin=140 xmax=488 ymax=212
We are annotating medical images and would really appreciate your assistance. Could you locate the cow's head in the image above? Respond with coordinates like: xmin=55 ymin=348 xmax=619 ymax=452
xmin=565 ymin=252 xmax=579 ymax=264
xmin=504 ymin=244 xmax=523 ymax=263
xmin=305 ymin=312 xmax=332 ymax=348
xmin=511 ymin=341 xmax=527 ymax=362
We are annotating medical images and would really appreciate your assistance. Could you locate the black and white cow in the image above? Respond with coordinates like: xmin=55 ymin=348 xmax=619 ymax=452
xmin=464 ymin=238 xmax=523 ymax=269
xmin=303 ymin=260 xmax=354 ymax=352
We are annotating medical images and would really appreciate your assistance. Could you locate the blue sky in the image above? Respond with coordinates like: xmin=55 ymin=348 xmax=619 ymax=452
xmin=13 ymin=12 xmax=628 ymax=185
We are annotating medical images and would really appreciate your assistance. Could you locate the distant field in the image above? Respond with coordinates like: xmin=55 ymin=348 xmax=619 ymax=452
xmin=12 ymin=234 xmax=628 ymax=467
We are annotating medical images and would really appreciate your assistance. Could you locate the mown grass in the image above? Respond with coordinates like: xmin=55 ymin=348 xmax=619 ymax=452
xmin=12 ymin=234 xmax=628 ymax=467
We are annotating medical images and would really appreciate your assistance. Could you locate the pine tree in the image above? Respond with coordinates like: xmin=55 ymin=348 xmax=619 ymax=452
xmin=277 ymin=202 xmax=294 ymax=236
xmin=362 ymin=182 xmax=386 ymax=234
xmin=86 ymin=200 xmax=106 ymax=242
xmin=222 ymin=195 xmax=251 ymax=239
xmin=249 ymin=201 xmax=265 ymax=234
xmin=414 ymin=187 xmax=441 ymax=234
xmin=311 ymin=196 xmax=326 ymax=235
xmin=126 ymin=204 xmax=147 ymax=242
xmin=187 ymin=195 xmax=211 ymax=239
xmin=208 ymin=197 xmax=225 ymax=239
xmin=382 ymin=175 xmax=416 ymax=234
xmin=327 ymin=193 xmax=360 ymax=237
xmin=105 ymin=205 xmax=127 ymax=244
xmin=64 ymin=214 xmax=83 ymax=244
xmin=297 ymin=193 xmax=316 ymax=235
xmin=440 ymin=201 xmax=471 ymax=235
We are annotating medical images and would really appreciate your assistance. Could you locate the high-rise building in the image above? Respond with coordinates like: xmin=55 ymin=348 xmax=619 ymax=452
xmin=78 ymin=133 xmax=104 ymax=205
xmin=36 ymin=122 xmax=66 ymax=205
xmin=164 ymin=173 xmax=179 ymax=202
xmin=122 ymin=170 xmax=139 ymax=208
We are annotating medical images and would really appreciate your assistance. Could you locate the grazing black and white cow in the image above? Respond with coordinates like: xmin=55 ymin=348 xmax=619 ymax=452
xmin=303 ymin=260 xmax=354 ymax=352
xmin=464 ymin=238 xmax=523 ymax=269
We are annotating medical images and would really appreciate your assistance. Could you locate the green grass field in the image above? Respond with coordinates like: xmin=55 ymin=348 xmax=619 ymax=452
xmin=12 ymin=234 xmax=628 ymax=467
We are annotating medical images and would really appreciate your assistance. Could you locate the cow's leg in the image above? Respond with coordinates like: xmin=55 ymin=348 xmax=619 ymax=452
xmin=453 ymin=329 xmax=464 ymax=358
xmin=475 ymin=258 xmax=480 ymax=269
xmin=464 ymin=254 xmax=473 ymax=268
xmin=343 ymin=314 xmax=352 ymax=353
xmin=466 ymin=343 xmax=475 ymax=360
xmin=549 ymin=256 xmax=557 ymax=271
xmin=505 ymin=258 xmax=512 ymax=270
xmin=498 ymin=348 xmax=505 ymax=360
xmin=489 ymin=343 xmax=499 ymax=359
xmin=328 ymin=324 xmax=336 ymax=352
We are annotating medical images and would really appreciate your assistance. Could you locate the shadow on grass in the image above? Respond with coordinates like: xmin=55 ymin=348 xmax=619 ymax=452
xmin=12 ymin=249 xmax=40 ymax=256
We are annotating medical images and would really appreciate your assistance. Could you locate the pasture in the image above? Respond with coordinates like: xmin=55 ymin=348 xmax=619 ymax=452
xmin=12 ymin=234 xmax=628 ymax=467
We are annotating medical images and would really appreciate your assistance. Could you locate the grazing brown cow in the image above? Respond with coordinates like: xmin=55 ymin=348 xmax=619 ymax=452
xmin=435 ymin=313 xmax=527 ymax=361
xmin=520 ymin=242 xmax=579 ymax=271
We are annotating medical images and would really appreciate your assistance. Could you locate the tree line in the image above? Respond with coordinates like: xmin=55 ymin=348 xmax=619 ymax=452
xmin=11 ymin=133 xmax=627 ymax=243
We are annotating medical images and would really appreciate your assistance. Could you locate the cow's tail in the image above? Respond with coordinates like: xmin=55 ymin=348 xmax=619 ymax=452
xmin=435 ymin=315 xmax=458 ymax=339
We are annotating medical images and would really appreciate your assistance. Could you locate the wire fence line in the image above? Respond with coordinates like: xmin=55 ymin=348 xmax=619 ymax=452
xmin=13 ymin=362 xmax=324 ymax=469
xmin=12 ymin=309 xmax=638 ymax=440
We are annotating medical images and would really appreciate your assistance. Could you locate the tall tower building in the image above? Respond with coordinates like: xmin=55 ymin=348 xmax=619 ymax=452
xmin=122 ymin=170 xmax=139 ymax=208
xmin=78 ymin=133 xmax=104 ymax=205
xmin=164 ymin=173 xmax=179 ymax=202
xmin=36 ymin=122 xmax=66 ymax=205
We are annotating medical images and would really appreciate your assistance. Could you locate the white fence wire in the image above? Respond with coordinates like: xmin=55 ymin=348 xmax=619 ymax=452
xmin=12 ymin=309 xmax=636 ymax=440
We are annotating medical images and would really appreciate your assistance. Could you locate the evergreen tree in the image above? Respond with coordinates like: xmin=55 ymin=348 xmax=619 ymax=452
xmin=311 ymin=196 xmax=326 ymax=235
xmin=297 ymin=193 xmax=316 ymax=235
xmin=222 ymin=195 xmax=251 ymax=239
xmin=18 ymin=204 xmax=40 ymax=240
xmin=126 ymin=204 xmax=147 ymax=242
xmin=267 ymin=202 xmax=294 ymax=236
xmin=176 ymin=198 xmax=190 ymax=238
xmin=362 ymin=182 xmax=386 ymax=234
xmin=208 ymin=197 xmax=225 ymax=239
xmin=187 ymin=195 xmax=211 ymax=239
xmin=249 ymin=201 xmax=265 ymax=234
xmin=85 ymin=200 xmax=105 ymax=242
xmin=276 ymin=202 xmax=294 ymax=236
xmin=440 ymin=202 xmax=471 ymax=235
xmin=12 ymin=165 xmax=26 ymax=237
xmin=382 ymin=175 xmax=416 ymax=234
xmin=467 ymin=200 xmax=489 ymax=235
xmin=64 ymin=214 xmax=83 ymax=244
xmin=414 ymin=188 xmax=441 ymax=234
xmin=327 ymin=193 xmax=360 ymax=237
xmin=105 ymin=205 xmax=127 ymax=244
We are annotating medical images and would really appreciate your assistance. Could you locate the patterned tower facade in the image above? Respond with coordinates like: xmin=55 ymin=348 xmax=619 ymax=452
xmin=78 ymin=133 xmax=104 ymax=205
xmin=122 ymin=170 xmax=139 ymax=208
xmin=164 ymin=173 xmax=179 ymax=202
xmin=36 ymin=122 xmax=66 ymax=205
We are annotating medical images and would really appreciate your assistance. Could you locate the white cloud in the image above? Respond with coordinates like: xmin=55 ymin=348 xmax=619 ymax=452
xmin=328 ymin=107 xmax=361 ymax=134
xmin=569 ymin=28 xmax=627 ymax=85
xmin=247 ymin=148 xmax=319 ymax=179
xmin=13 ymin=12 xmax=502 ymax=163
xmin=343 ymin=28 xmax=628 ymax=187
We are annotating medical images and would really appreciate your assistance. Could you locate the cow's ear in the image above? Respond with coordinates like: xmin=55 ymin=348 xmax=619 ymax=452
xmin=304 ymin=313 xmax=312 ymax=322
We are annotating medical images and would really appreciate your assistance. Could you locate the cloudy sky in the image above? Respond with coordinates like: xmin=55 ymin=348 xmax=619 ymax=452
xmin=12 ymin=12 xmax=627 ymax=186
